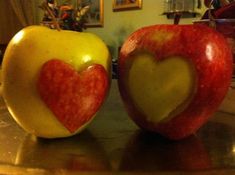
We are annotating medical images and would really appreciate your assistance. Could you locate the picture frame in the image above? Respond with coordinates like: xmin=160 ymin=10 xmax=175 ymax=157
xmin=82 ymin=0 xmax=104 ymax=27
xmin=112 ymin=0 xmax=142 ymax=11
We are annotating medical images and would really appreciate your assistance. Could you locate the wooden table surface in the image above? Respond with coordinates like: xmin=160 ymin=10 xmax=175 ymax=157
xmin=1 ymin=80 xmax=235 ymax=175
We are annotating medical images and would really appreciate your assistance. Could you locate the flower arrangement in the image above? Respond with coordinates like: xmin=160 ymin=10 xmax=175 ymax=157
xmin=39 ymin=0 xmax=90 ymax=31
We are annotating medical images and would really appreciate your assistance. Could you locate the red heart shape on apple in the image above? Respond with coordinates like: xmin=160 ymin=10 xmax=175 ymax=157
xmin=37 ymin=59 xmax=109 ymax=133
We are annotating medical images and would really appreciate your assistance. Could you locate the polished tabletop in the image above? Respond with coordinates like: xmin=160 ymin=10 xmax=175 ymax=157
xmin=1 ymin=80 xmax=235 ymax=175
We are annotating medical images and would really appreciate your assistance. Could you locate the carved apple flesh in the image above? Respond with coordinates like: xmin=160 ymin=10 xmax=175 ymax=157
xmin=118 ymin=24 xmax=233 ymax=140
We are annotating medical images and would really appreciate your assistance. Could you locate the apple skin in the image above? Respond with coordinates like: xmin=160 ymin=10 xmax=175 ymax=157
xmin=2 ymin=25 xmax=111 ymax=138
xmin=118 ymin=24 xmax=233 ymax=140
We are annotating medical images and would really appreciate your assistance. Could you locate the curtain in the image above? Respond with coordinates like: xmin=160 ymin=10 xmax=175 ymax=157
xmin=9 ymin=0 xmax=37 ymax=27
xmin=0 ymin=0 xmax=38 ymax=44
xmin=0 ymin=1 xmax=22 ymax=44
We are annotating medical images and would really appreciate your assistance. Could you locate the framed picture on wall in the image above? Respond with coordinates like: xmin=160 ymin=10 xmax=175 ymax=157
xmin=112 ymin=0 xmax=142 ymax=11
xmin=82 ymin=0 xmax=104 ymax=27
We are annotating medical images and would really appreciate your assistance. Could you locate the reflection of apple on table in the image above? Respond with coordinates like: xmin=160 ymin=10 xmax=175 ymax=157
xmin=1 ymin=26 xmax=111 ymax=138
xmin=198 ymin=114 xmax=235 ymax=169
xmin=0 ymin=102 xmax=27 ymax=165
xmin=119 ymin=130 xmax=212 ymax=171
xmin=15 ymin=131 xmax=110 ymax=171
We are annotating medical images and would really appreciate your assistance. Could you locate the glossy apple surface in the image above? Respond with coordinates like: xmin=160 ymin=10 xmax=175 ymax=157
xmin=118 ymin=24 xmax=233 ymax=140
xmin=2 ymin=26 xmax=111 ymax=138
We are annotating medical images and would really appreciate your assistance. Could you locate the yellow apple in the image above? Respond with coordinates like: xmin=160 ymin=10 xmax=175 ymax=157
xmin=2 ymin=25 xmax=111 ymax=138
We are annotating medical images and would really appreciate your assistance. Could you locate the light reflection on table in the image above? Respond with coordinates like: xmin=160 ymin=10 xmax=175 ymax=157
xmin=1 ymin=80 xmax=235 ymax=174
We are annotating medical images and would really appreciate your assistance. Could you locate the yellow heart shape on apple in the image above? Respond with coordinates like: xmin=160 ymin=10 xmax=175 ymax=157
xmin=127 ymin=52 xmax=196 ymax=123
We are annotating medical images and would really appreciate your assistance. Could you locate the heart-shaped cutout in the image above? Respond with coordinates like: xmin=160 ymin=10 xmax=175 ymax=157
xmin=37 ymin=59 xmax=109 ymax=133
xmin=127 ymin=52 xmax=195 ymax=123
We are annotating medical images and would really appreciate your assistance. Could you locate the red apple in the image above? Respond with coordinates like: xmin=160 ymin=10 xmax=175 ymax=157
xmin=118 ymin=24 xmax=233 ymax=140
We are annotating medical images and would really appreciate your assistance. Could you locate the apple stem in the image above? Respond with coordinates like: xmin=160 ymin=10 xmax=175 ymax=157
xmin=174 ymin=12 xmax=182 ymax=25
xmin=41 ymin=2 xmax=61 ymax=31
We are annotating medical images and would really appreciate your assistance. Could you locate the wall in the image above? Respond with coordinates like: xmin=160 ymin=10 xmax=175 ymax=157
xmin=36 ymin=0 xmax=207 ymax=59
xmin=85 ymin=0 xmax=207 ymax=59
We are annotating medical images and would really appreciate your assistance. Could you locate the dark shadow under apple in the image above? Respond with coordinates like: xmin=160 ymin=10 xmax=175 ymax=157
xmin=119 ymin=118 xmax=235 ymax=172
xmin=119 ymin=129 xmax=212 ymax=172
